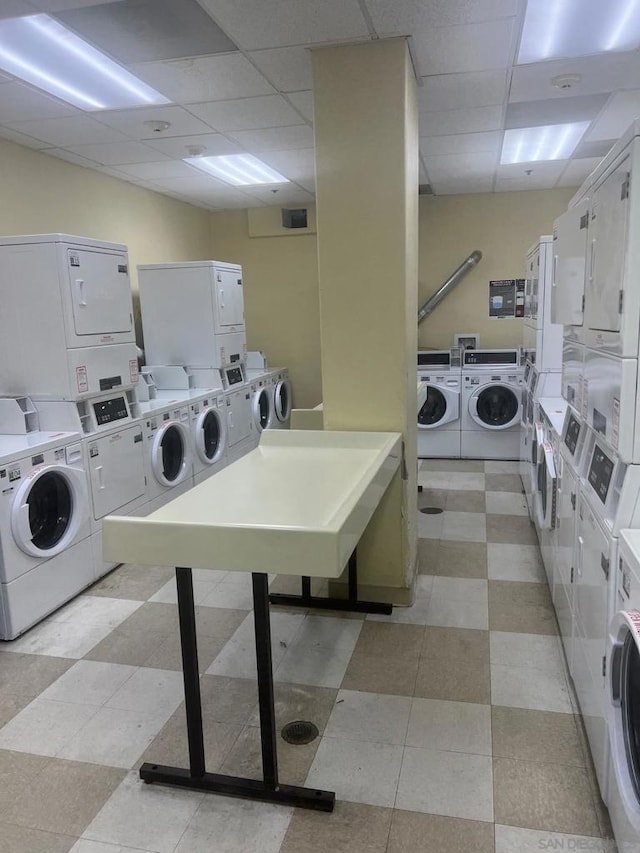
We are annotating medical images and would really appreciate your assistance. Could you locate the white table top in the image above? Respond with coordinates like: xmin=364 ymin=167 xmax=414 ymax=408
xmin=103 ymin=429 xmax=402 ymax=578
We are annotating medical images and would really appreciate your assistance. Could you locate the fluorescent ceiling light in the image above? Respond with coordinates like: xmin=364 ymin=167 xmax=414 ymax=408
xmin=184 ymin=154 xmax=290 ymax=186
xmin=0 ymin=14 xmax=169 ymax=110
xmin=518 ymin=0 xmax=640 ymax=63
xmin=501 ymin=122 xmax=590 ymax=164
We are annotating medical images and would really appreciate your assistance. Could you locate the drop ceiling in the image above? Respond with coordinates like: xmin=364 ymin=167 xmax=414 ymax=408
xmin=0 ymin=0 xmax=639 ymax=208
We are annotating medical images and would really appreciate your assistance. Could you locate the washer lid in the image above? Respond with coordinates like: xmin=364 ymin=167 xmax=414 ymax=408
xmin=469 ymin=383 xmax=520 ymax=429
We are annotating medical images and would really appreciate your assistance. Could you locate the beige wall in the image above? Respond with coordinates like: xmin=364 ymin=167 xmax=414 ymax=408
xmin=0 ymin=139 xmax=212 ymax=340
xmin=417 ymin=188 xmax=575 ymax=350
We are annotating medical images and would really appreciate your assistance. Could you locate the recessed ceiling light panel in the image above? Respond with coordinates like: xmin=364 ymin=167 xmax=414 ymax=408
xmin=518 ymin=0 xmax=640 ymax=63
xmin=0 ymin=14 xmax=170 ymax=110
xmin=184 ymin=154 xmax=290 ymax=186
xmin=500 ymin=122 xmax=590 ymax=164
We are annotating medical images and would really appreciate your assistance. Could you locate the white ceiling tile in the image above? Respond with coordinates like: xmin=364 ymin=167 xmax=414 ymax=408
xmin=365 ymin=0 xmax=518 ymax=33
xmin=143 ymin=133 xmax=241 ymax=159
xmin=505 ymin=94 xmax=609 ymax=128
xmin=6 ymin=116 xmax=127 ymax=147
xmin=419 ymin=70 xmax=508 ymax=112
xmin=419 ymin=105 xmax=503 ymax=136
xmin=413 ymin=19 xmax=517 ymax=76
xmin=129 ymin=55 xmax=275 ymax=104
xmin=148 ymin=175 xmax=263 ymax=207
xmin=198 ymin=0 xmax=369 ymax=50
xmin=0 ymin=82 xmax=78 ymax=122
xmin=248 ymin=47 xmax=313 ymax=92
xmin=557 ymin=157 xmax=603 ymax=187
xmin=424 ymin=151 xmax=497 ymax=179
xmin=63 ymin=140 xmax=170 ymax=165
xmin=93 ymin=105 xmax=214 ymax=140
xmin=287 ymin=91 xmax=314 ymax=123
xmin=228 ymin=125 xmax=314 ymax=151
xmin=0 ymin=126 xmax=51 ymax=149
xmin=509 ymin=51 xmax=640 ymax=103
xmin=298 ymin=179 xmax=316 ymax=193
xmin=497 ymin=161 xmax=565 ymax=181
xmin=420 ymin=131 xmax=502 ymax=157
xmin=115 ymin=160 xmax=207 ymax=180
xmin=586 ymin=90 xmax=640 ymax=141
xmin=495 ymin=174 xmax=560 ymax=191
xmin=0 ymin=0 xmax=38 ymax=17
xmin=188 ymin=95 xmax=303 ymax=132
xmin=43 ymin=147 xmax=101 ymax=168
xmin=241 ymin=184 xmax=315 ymax=205
xmin=31 ymin=0 xmax=117 ymax=9
xmin=257 ymin=148 xmax=316 ymax=182
xmin=430 ymin=177 xmax=494 ymax=195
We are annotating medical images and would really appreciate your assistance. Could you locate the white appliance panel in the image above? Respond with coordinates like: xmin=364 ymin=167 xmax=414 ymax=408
xmin=67 ymin=248 xmax=132 ymax=338
xmin=552 ymin=200 xmax=589 ymax=328
xmin=88 ymin=425 xmax=146 ymax=521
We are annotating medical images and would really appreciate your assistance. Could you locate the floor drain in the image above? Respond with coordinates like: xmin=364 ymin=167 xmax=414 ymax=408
xmin=281 ymin=720 xmax=319 ymax=745
xmin=420 ymin=507 xmax=444 ymax=514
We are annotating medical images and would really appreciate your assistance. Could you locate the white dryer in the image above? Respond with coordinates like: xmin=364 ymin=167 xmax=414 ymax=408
xmin=461 ymin=349 xmax=524 ymax=460
xmin=522 ymin=236 xmax=563 ymax=373
xmin=269 ymin=369 xmax=292 ymax=430
xmin=140 ymin=397 xmax=193 ymax=514
xmin=0 ymin=431 xmax=92 ymax=640
xmin=606 ymin=528 xmax=640 ymax=849
xmin=189 ymin=391 xmax=228 ymax=486
xmin=417 ymin=350 xmax=461 ymax=459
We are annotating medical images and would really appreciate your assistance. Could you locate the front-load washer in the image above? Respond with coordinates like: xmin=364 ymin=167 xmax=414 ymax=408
xmin=606 ymin=528 xmax=640 ymax=848
xmin=461 ymin=349 xmax=524 ymax=460
xmin=247 ymin=371 xmax=273 ymax=437
xmin=417 ymin=350 xmax=461 ymax=458
xmin=268 ymin=369 xmax=292 ymax=430
xmin=140 ymin=397 xmax=193 ymax=514
xmin=189 ymin=391 xmax=228 ymax=486
xmin=0 ymin=431 xmax=93 ymax=639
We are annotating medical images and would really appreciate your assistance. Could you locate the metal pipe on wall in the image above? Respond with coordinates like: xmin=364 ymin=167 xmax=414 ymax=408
xmin=417 ymin=250 xmax=482 ymax=324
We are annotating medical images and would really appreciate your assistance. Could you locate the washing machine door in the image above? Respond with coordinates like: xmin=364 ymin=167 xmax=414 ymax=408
xmin=151 ymin=421 xmax=191 ymax=486
xmin=535 ymin=441 xmax=557 ymax=530
xmin=609 ymin=610 xmax=640 ymax=832
xmin=252 ymin=387 xmax=272 ymax=432
xmin=195 ymin=407 xmax=226 ymax=465
xmin=469 ymin=383 xmax=520 ymax=430
xmin=274 ymin=379 xmax=291 ymax=424
xmin=11 ymin=464 xmax=88 ymax=558
xmin=418 ymin=385 xmax=459 ymax=429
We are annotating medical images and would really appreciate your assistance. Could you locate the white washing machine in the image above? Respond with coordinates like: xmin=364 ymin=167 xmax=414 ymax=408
xmin=140 ymin=397 xmax=193 ymax=514
xmin=606 ymin=528 xmax=640 ymax=849
xmin=461 ymin=349 xmax=524 ymax=460
xmin=247 ymin=369 xmax=274 ymax=436
xmin=189 ymin=391 xmax=228 ymax=486
xmin=417 ymin=350 xmax=461 ymax=459
xmin=225 ymin=383 xmax=256 ymax=464
xmin=268 ymin=368 xmax=292 ymax=430
xmin=0 ymin=431 xmax=93 ymax=640
xmin=572 ymin=427 xmax=640 ymax=802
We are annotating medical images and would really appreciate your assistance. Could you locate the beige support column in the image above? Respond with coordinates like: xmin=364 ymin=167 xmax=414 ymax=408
xmin=312 ymin=38 xmax=418 ymax=604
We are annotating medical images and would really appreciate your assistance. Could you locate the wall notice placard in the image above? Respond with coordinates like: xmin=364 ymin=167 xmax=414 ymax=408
xmin=489 ymin=279 xmax=525 ymax=319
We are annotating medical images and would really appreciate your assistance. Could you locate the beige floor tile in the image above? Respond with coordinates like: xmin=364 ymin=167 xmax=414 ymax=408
xmin=341 ymin=650 xmax=419 ymax=696
xmin=142 ymin=632 xmax=228 ymax=672
xmin=198 ymin=675 xmax=258 ymax=724
xmin=388 ymin=810 xmax=494 ymax=853
xmin=0 ymin=652 xmax=74 ymax=696
xmin=493 ymin=757 xmax=601 ymax=836
xmin=414 ymin=656 xmax=491 ymax=704
xmin=492 ymin=706 xmax=586 ymax=766
xmin=421 ymin=458 xmax=486 ymax=473
xmin=486 ymin=514 xmax=538 ymax=546
xmin=83 ymin=626 xmax=170 ymax=667
xmin=446 ymin=490 xmax=487 ymax=513
xmin=422 ymin=626 xmax=490 ymax=667
xmin=88 ymin=564 xmax=174 ymax=601
xmin=0 ymin=823 xmax=76 ymax=853
xmin=441 ymin=511 xmax=487 ymax=543
xmin=485 ymin=473 xmax=523 ymax=492
xmin=420 ymin=540 xmax=487 ymax=578
xmin=352 ymin=622 xmax=425 ymax=658
xmin=220 ymin=724 xmax=320 ymax=787
xmin=494 ymin=824 xmax=607 ymax=852
xmin=484 ymin=461 xmax=520 ymax=474
xmin=418 ymin=488 xmax=448 ymax=510
xmin=485 ymin=491 xmax=529 ymax=516
xmin=142 ymin=706 xmax=243 ymax=770
xmin=246 ymin=681 xmax=338 ymax=734
xmin=280 ymin=801 xmax=392 ymax=853
xmin=407 ymin=697 xmax=492 ymax=754
xmin=421 ymin=471 xmax=486 ymax=492
xmin=489 ymin=581 xmax=558 ymax=635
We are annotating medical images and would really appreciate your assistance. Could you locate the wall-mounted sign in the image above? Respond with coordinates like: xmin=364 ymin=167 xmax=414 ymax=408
xmin=489 ymin=279 xmax=525 ymax=319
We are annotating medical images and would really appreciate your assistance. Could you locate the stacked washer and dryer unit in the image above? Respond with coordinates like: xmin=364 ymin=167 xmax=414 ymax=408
xmin=0 ymin=234 xmax=148 ymax=638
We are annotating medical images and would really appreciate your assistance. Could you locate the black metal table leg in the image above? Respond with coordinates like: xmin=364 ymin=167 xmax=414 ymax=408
xmin=139 ymin=566 xmax=335 ymax=812
xmin=268 ymin=548 xmax=393 ymax=615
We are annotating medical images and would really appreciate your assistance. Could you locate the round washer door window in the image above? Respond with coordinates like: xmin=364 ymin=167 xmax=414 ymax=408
xmin=621 ymin=631 xmax=640 ymax=802
xmin=161 ymin=425 xmax=185 ymax=482
xmin=198 ymin=409 xmax=224 ymax=464
xmin=258 ymin=389 xmax=271 ymax=429
xmin=27 ymin=470 xmax=72 ymax=550
xmin=274 ymin=380 xmax=291 ymax=422
xmin=474 ymin=385 xmax=519 ymax=428
xmin=418 ymin=387 xmax=447 ymax=428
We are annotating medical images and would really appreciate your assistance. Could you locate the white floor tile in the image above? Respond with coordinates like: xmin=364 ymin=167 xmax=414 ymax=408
xmin=487 ymin=543 xmax=545 ymax=582
xmin=149 ymin=579 xmax=220 ymax=605
xmin=199 ymin=580 xmax=255 ymax=610
xmin=106 ymin=668 xmax=184 ymax=717
xmin=494 ymin=825 xmax=606 ymax=852
xmin=174 ymin=795 xmax=292 ymax=853
xmin=420 ymin=471 xmax=485 ymax=491
xmin=416 ymin=575 xmax=434 ymax=598
xmin=291 ymin=615 xmax=362 ymax=650
xmin=484 ymin=460 xmax=520 ymax=473
xmin=275 ymin=642 xmax=354 ymax=688
xmin=425 ymin=594 xmax=488 ymax=630
xmin=40 ymin=660 xmax=137 ymax=707
xmin=324 ymin=690 xmax=411 ymax=745
xmin=490 ymin=632 xmax=565 ymax=672
xmin=431 ymin=576 xmax=488 ymax=605
xmin=82 ymin=771 xmax=203 ymax=853
xmin=367 ymin=596 xmax=432 ymax=625
xmin=490 ymin=663 xmax=572 ymax=712
xmin=485 ymin=491 xmax=528 ymax=516
xmin=396 ymin=746 xmax=493 ymax=822
xmin=441 ymin=512 xmax=486 ymax=543
xmin=306 ymin=737 xmax=404 ymax=807
xmin=0 ymin=697 xmax=98 ymax=756
xmin=57 ymin=705 xmax=169 ymax=768
xmin=70 ymin=841 xmax=133 ymax=853
xmin=406 ymin=698 xmax=491 ymax=755
xmin=418 ymin=510 xmax=444 ymax=539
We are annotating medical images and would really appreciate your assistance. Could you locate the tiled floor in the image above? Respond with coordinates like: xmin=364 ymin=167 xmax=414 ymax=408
xmin=0 ymin=458 xmax=615 ymax=852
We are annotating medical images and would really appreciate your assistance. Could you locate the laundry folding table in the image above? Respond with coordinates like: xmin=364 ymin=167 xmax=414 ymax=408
xmin=103 ymin=429 xmax=402 ymax=812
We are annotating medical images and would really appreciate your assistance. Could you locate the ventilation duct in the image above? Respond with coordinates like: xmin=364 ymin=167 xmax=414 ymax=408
xmin=418 ymin=250 xmax=482 ymax=325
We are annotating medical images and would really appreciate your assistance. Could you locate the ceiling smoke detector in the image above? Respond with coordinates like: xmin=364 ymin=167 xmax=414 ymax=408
xmin=186 ymin=145 xmax=206 ymax=157
xmin=143 ymin=120 xmax=171 ymax=133
xmin=551 ymin=74 xmax=581 ymax=89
